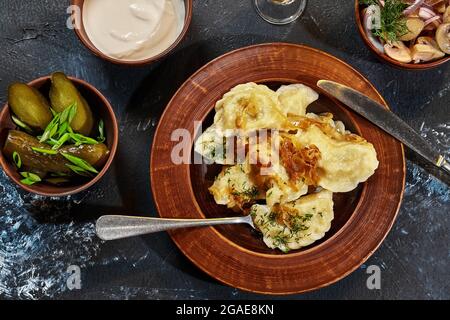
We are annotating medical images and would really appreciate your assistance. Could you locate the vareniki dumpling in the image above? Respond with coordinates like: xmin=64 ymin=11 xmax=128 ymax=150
xmin=251 ymin=190 xmax=334 ymax=252
xmin=208 ymin=137 xmax=308 ymax=210
xmin=194 ymin=82 xmax=379 ymax=252
xmin=214 ymin=83 xmax=289 ymax=133
xmin=277 ymin=84 xmax=319 ymax=116
xmin=289 ymin=116 xmax=379 ymax=192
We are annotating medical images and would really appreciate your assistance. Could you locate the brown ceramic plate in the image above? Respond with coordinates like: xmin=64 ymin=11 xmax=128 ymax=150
xmin=150 ymin=43 xmax=406 ymax=294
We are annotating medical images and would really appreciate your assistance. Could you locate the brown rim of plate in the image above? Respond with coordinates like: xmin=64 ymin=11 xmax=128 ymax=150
xmin=355 ymin=0 xmax=450 ymax=70
xmin=150 ymin=43 xmax=406 ymax=295
xmin=71 ymin=0 xmax=193 ymax=66
xmin=0 ymin=76 xmax=119 ymax=197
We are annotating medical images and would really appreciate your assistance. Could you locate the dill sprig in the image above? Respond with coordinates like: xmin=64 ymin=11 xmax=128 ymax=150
xmin=359 ymin=0 xmax=379 ymax=5
xmin=363 ymin=0 xmax=409 ymax=42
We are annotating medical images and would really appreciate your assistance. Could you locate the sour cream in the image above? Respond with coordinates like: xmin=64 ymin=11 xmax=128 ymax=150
xmin=82 ymin=0 xmax=185 ymax=61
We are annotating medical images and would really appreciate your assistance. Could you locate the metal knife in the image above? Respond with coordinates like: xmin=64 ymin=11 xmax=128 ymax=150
xmin=317 ymin=80 xmax=450 ymax=175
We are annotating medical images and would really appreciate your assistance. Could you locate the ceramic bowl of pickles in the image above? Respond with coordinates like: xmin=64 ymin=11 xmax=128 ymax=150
xmin=0 ymin=72 xmax=118 ymax=196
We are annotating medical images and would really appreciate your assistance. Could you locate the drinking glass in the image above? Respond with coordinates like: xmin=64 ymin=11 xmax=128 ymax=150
xmin=254 ymin=0 xmax=307 ymax=25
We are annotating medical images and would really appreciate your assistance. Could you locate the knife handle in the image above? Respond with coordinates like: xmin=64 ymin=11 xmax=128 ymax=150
xmin=437 ymin=156 xmax=450 ymax=175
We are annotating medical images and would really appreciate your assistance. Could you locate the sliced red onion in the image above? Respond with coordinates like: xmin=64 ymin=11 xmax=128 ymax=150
xmin=424 ymin=15 xmax=442 ymax=25
xmin=419 ymin=7 xmax=437 ymax=20
xmin=420 ymin=3 xmax=434 ymax=10
xmin=363 ymin=7 xmax=384 ymax=53
xmin=423 ymin=15 xmax=442 ymax=30
xmin=404 ymin=0 xmax=425 ymax=15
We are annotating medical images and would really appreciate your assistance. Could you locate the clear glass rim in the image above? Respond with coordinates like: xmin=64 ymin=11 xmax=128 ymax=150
xmin=253 ymin=0 xmax=307 ymax=25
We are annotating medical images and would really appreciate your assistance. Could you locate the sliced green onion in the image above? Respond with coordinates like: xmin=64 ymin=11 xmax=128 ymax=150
xmin=65 ymin=164 xmax=91 ymax=177
xmin=41 ymin=103 xmax=77 ymax=144
xmin=20 ymin=172 xmax=41 ymax=185
xmin=49 ymin=123 xmax=59 ymax=139
xmin=98 ymin=119 xmax=105 ymax=142
xmin=11 ymin=115 xmax=33 ymax=134
xmin=12 ymin=151 xmax=22 ymax=169
xmin=60 ymin=103 xmax=77 ymax=124
xmin=68 ymin=103 xmax=78 ymax=124
xmin=31 ymin=147 xmax=58 ymax=155
xmin=44 ymin=138 xmax=59 ymax=147
xmin=56 ymin=122 xmax=69 ymax=138
xmin=61 ymin=153 xmax=98 ymax=174
xmin=52 ymin=133 xmax=71 ymax=150
xmin=40 ymin=114 xmax=60 ymax=143
xmin=70 ymin=133 xmax=99 ymax=146
xmin=59 ymin=105 xmax=71 ymax=124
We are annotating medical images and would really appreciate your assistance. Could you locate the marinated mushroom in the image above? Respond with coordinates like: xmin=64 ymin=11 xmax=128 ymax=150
xmin=444 ymin=6 xmax=450 ymax=23
xmin=384 ymin=41 xmax=413 ymax=63
xmin=359 ymin=1 xmax=449 ymax=65
xmin=411 ymin=41 xmax=445 ymax=63
xmin=436 ymin=23 xmax=450 ymax=54
xmin=416 ymin=36 xmax=440 ymax=49
xmin=436 ymin=1 xmax=447 ymax=14
xmin=399 ymin=18 xmax=425 ymax=41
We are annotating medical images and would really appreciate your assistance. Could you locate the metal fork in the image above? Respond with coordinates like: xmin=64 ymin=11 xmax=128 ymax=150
xmin=96 ymin=214 xmax=255 ymax=241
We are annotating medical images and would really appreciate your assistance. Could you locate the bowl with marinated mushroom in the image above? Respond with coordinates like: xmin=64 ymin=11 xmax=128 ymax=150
xmin=356 ymin=0 xmax=450 ymax=69
xmin=0 ymin=72 xmax=118 ymax=196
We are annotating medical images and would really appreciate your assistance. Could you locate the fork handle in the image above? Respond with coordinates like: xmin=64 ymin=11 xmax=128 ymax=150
xmin=96 ymin=215 xmax=249 ymax=241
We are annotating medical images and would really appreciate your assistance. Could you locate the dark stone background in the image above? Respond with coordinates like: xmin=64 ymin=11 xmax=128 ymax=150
xmin=0 ymin=0 xmax=448 ymax=300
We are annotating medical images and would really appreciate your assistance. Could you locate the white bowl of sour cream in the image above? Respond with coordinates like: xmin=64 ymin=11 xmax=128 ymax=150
xmin=72 ymin=0 xmax=192 ymax=65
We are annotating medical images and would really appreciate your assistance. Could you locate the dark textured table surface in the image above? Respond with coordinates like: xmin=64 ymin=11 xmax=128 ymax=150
xmin=0 ymin=0 xmax=449 ymax=300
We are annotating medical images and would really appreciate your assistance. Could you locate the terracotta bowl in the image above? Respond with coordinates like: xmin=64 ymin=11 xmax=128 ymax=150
xmin=0 ymin=76 xmax=119 ymax=197
xmin=150 ymin=43 xmax=406 ymax=294
xmin=71 ymin=0 xmax=193 ymax=66
xmin=355 ymin=0 xmax=450 ymax=70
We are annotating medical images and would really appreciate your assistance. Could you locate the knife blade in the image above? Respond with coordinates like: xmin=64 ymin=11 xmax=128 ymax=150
xmin=317 ymin=80 xmax=450 ymax=174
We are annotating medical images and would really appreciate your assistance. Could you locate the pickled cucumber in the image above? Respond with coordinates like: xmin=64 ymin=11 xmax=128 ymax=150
xmin=8 ymin=83 xmax=53 ymax=131
xmin=3 ymin=130 xmax=109 ymax=175
xmin=49 ymin=72 xmax=94 ymax=135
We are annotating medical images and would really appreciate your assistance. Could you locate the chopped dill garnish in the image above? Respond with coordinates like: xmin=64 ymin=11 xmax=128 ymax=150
xmin=289 ymin=215 xmax=310 ymax=233
xmin=231 ymin=186 xmax=259 ymax=199
xmin=273 ymin=233 xmax=289 ymax=247
xmin=362 ymin=0 xmax=409 ymax=42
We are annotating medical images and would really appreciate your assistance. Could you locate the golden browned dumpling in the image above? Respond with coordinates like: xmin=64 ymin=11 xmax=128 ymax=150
xmin=251 ymin=190 xmax=334 ymax=252
xmin=277 ymin=84 xmax=319 ymax=116
xmin=289 ymin=115 xmax=379 ymax=192
xmin=213 ymin=83 xmax=289 ymax=133
xmin=196 ymin=82 xmax=378 ymax=253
